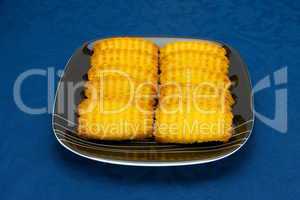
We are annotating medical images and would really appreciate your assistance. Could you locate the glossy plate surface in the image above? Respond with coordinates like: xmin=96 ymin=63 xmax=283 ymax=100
xmin=52 ymin=37 xmax=254 ymax=166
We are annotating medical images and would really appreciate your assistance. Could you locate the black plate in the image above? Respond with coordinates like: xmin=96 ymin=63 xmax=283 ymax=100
xmin=52 ymin=37 xmax=254 ymax=166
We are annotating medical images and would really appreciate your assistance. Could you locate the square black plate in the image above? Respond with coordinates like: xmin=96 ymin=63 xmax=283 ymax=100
xmin=52 ymin=37 xmax=254 ymax=166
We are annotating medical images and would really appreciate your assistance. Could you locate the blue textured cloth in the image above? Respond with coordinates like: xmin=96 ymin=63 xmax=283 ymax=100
xmin=0 ymin=0 xmax=299 ymax=199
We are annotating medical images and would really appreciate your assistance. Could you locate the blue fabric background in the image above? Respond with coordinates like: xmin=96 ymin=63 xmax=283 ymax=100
xmin=0 ymin=0 xmax=299 ymax=199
